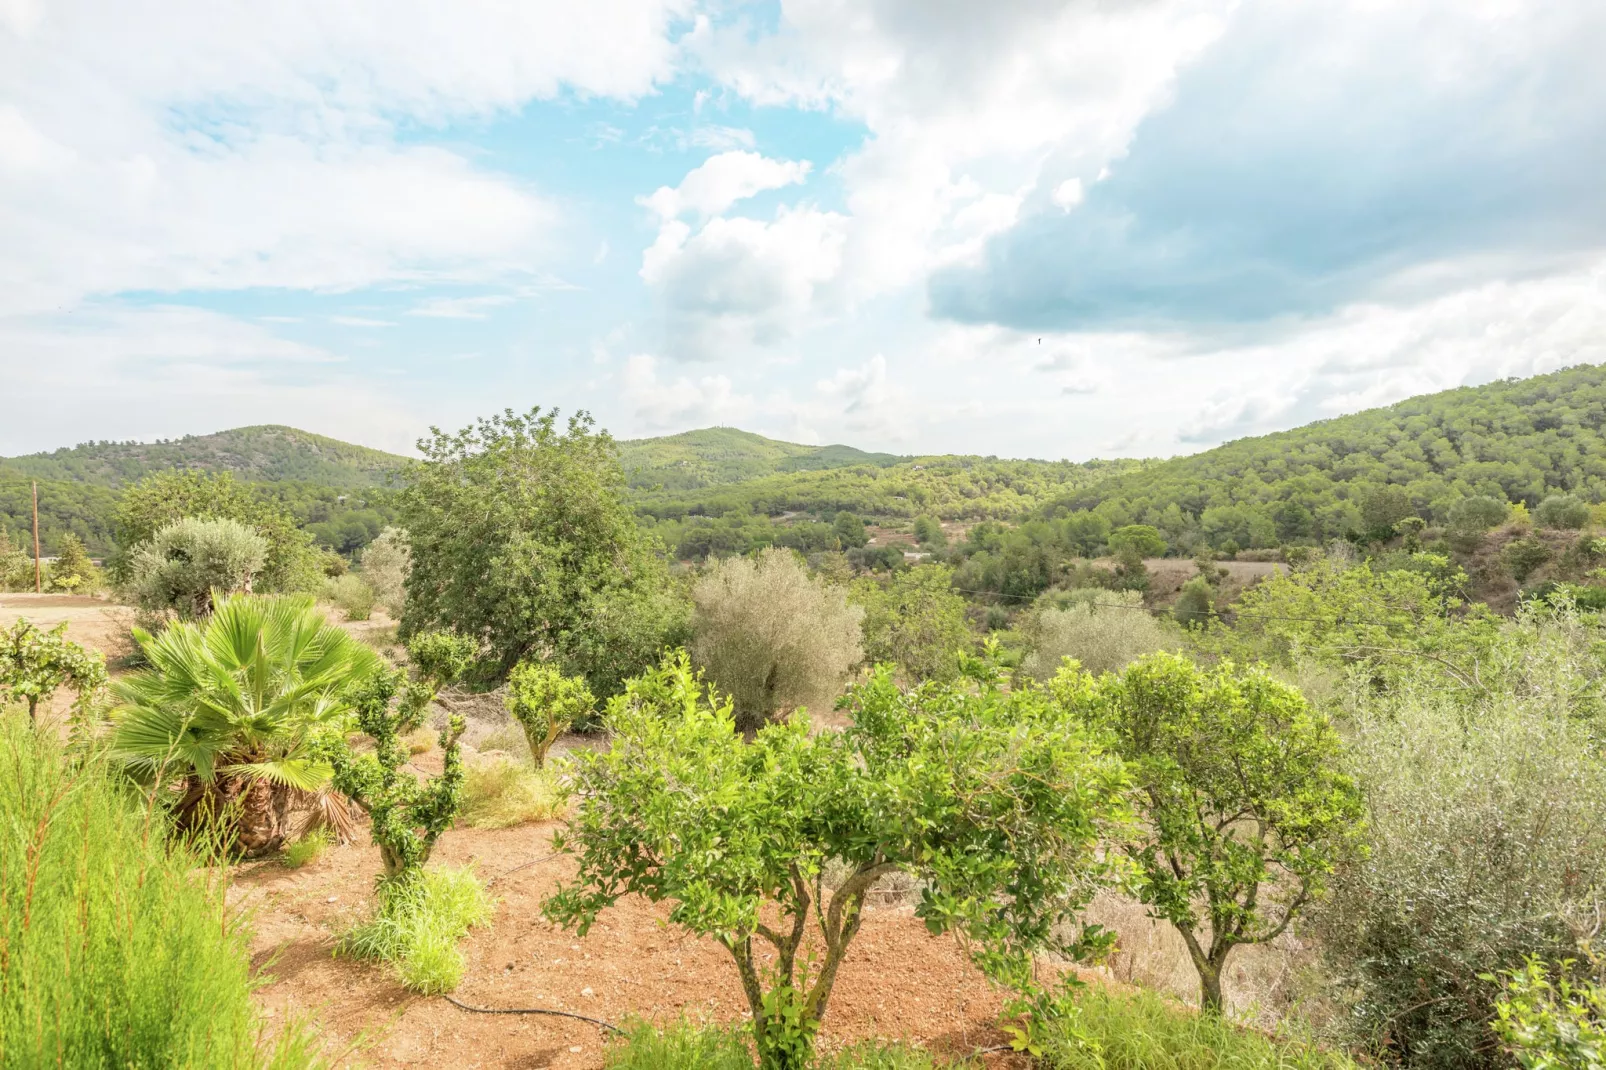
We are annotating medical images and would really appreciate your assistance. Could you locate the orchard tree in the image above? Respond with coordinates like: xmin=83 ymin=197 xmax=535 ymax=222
xmin=1057 ymin=652 xmax=1364 ymax=1014
xmin=127 ymin=517 xmax=267 ymax=619
xmin=691 ymin=548 xmax=862 ymax=732
xmin=850 ymin=564 xmax=970 ymax=683
xmin=545 ymin=652 xmax=1129 ymax=1070
xmin=505 ymin=661 xmax=594 ymax=767
xmin=0 ymin=619 xmax=107 ymax=725
xmin=398 ymin=407 xmax=687 ymax=695
xmin=46 ymin=533 xmax=101 ymax=594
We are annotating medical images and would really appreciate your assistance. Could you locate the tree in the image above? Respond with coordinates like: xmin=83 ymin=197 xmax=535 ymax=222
xmin=397 ymin=630 xmax=476 ymax=732
xmin=107 ymin=594 xmax=381 ymax=856
xmin=1058 ymin=652 xmax=1364 ymax=1014
xmin=1108 ymin=524 xmax=1167 ymax=565
xmin=691 ymin=548 xmax=863 ymax=732
xmin=1449 ymin=495 xmax=1509 ymax=532
xmin=0 ymin=619 xmax=107 ymax=725
xmin=45 ymin=533 xmax=100 ymax=594
xmin=1536 ymin=495 xmax=1591 ymax=531
xmin=505 ymin=661 xmax=594 ymax=767
xmin=1021 ymin=591 xmax=1170 ymax=679
xmin=545 ymin=653 xmax=1129 ymax=1070
xmin=398 ymin=407 xmax=686 ymax=694
xmin=832 ymin=511 xmax=869 ymax=549
xmin=912 ymin=515 xmax=946 ymax=548
xmin=1173 ymin=576 xmax=1217 ymax=627
xmin=850 ymin=564 xmax=970 ymax=683
xmin=1504 ymin=537 xmax=1553 ymax=583
xmin=0 ymin=527 xmax=31 ymax=591
xmin=359 ymin=526 xmax=410 ymax=617
xmin=127 ymin=517 xmax=268 ymax=619
xmin=113 ymin=470 xmax=321 ymax=593
xmin=1362 ymin=486 xmax=1415 ymax=540
xmin=321 ymin=667 xmax=467 ymax=880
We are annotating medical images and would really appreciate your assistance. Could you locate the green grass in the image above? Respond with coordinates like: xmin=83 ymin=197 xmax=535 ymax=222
xmin=602 ymin=1021 xmax=966 ymax=1070
xmin=1043 ymin=987 xmax=1356 ymax=1070
xmin=0 ymin=714 xmax=322 ymax=1068
xmin=339 ymin=865 xmax=493 ymax=994
xmin=458 ymin=756 xmax=567 ymax=829
xmin=280 ymin=826 xmax=334 ymax=869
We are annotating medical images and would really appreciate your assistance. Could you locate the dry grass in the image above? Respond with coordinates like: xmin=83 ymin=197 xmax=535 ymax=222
xmin=457 ymin=757 xmax=567 ymax=829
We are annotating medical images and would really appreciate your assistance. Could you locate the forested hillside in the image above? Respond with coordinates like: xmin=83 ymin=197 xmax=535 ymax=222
xmin=618 ymin=426 xmax=903 ymax=491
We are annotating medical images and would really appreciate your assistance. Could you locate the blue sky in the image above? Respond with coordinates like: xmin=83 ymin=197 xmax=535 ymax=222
xmin=3 ymin=0 xmax=1604 ymax=461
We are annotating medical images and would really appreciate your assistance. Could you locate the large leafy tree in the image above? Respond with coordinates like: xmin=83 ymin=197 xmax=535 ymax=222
xmin=398 ymin=407 xmax=687 ymax=694
xmin=1058 ymin=652 xmax=1365 ymax=1014
xmin=107 ymin=594 xmax=381 ymax=856
xmin=545 ymin=652 xmax=1129 ymax=1070
xmin=850 ymin=564 xmax=971 ymax=683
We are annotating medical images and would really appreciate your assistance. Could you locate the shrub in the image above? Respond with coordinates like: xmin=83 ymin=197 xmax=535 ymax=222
xmin=1040 ymin=986 xmax=1356 ymax=1070
xmin=1492 ymin=956 xmax=1606 ymax=1070
xmin=505 ymin=661 xmax=594 ymax=766
xmin=0 ymin=617 xmax=107 ymax=725
xmin=45 ymin=532 xmax=102 ymax=594
xmin=603 ymin=1022 xmax=959 ymax=1070
xmin=850 ymin=564 xmax=971 ymax=683
xmin=546 ymin=652 xmax=1128 ymax=1070
xmin=1503 ymin=536 xmax=1553 ymax=583
xmin=1536 ymin=494 xmax=1592 ymax=531
xmin=691 ymin=548 xmax=863 ymax=732
xmin=0 ymin=527 xmax=32 ymax=591
xmin=1448 ymin=495 xmax=1510 ymax=532
xmin=107 ymin=594 xmax=381 ymax=857
xmin=1059 ymin=653 xmax=1364 ymax=1014
xmin=359 ymin=527 xmax=410 ymax=617
xmin=281 ymin=827 xmax=334 ymax=869
xmin=325 ymin=573 xmax=375 ymax=621
xmin=339 ymin=865 xmax=492 ymax=994
xmin=0 ymin=716 xmax=320 ymax=1067
xmin=1172 ymin=576 xmax=1216 ymax=627
xmin=1019 ymin=591 xmax=1169 ymax=679
xmin=458 ymin=757 xmax=567 ymax=828
xmin=127 ymin=517 xmax=268 ymax=618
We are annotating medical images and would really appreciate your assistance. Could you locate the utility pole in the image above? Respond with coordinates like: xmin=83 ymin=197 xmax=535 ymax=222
xmin=32 ymin=481 xmax=41 ymax=593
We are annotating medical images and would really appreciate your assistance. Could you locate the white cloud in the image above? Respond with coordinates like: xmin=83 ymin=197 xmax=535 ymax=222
xmin=620 ymin=352 xmax=756 ymax=430
xmin=640 ymin=150 xmax=812 ymax=221
xmin=814 ymin=354 xmax=907 ymax=438
xmin=407 ymin=294 xmax=517 ymax=319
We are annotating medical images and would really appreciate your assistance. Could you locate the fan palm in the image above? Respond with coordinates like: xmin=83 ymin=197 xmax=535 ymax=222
xmin=109 ymin=593 xmax=383 ymax=856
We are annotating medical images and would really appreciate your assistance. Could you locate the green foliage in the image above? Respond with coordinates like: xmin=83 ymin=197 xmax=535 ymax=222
xmin=458 ymin=757 xmax=567 ymax=828
xmin=546 ymin=652 xmax=1128 ymax=1070
xmin=603 ymin=1021 xmax=960 ymax=1070
xmin=45 ymin=532 xmax=101 ymax=593
xmin=1449 ymin=494 xmax=1511 ymax=532
xmin=1109 ymin=524 xmax=1168 ymax=565
xmin=1492 ymin=957 xmax=1606 ymax=1070
xmin=0 ymin=617 xmax=106 ymax=724
xmin=0 ymin=526 xmax=32 ymax=590
xmin=1038 ymin=986 xmax=1357 ymax=1070
xmin=505 ymin=660 xmax=594 ymax=766
xmin=0 ymin=716 xmax=322 ymax=1068
xmin=359 ymin=526 xmax=409 ymax=616
xmin=1536 ymin=495 xmax=1592 ymax=531
xmin=108 ymin=594 xmax=380 ymax=856
xmin=339 ymin=864 xmax=492 ymax=994
xmin=324 ymin=572 xmax=375 ymax=620
xmin=1058 ymin=653 xmax=1364 ymax=1014
xmin=1021 ymin=592 xmax=1171 ymax=679
xmin=912 ymin=514 xmax=946 ymax=547
xmin=0 ymin=478 xmax=119 ymax=560
xmin=1505 ymin=536 xmax=1554 ymax=582
xmin=399 ymin=407 xmax=687 ymax=695
xmin=280 ymin=827 xmax=334 ymax=869
xmin=1173 ymin=576 xmax=1216 ymax=627
xmin=618 ymin=426 xmax=904 ymax=493
xmin=127 ymin=516 xmax=268 ymax=619
xmin=850 ymin=564 xmax=971 ymax=683
xmin=952 ymin=517 xmax=1116 ymax=602
xmin=833 ymin=510 xmax=869 ymax=548
xmin=114 ymin=470 xmax=323 ymax=592
xmin=691 ymin=548 xmax=864 ymax=732
xmin=397 ymin=629 xmax=476 ymax=732
xmin=323 ymin=668 xmax=467 ymax=878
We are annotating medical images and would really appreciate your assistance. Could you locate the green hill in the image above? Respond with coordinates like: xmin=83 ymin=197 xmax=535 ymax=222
xmin=0 ymin=425 xmax=411 ymax=489
xmin=617 ymin=427 xmax=904 ymax=492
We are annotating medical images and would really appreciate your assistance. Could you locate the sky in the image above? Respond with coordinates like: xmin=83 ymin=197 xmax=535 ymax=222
xmin=3 ymin=0 xmax=1604 ymax=461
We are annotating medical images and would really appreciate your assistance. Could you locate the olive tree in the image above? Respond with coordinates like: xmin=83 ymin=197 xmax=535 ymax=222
xmin=0 ymin=619 xmax=107 ymax=725
xmin=1057 ymin=651 xmax=1364 ymax=1014
xmin=545 ymin=652 xmax=1129 ymax=1070
xmin=359 ymin=527 xmax=410 ymax=617
xmin=127 ymin=517 xmax=267 ymax=619
xmin=691 ymin=548 xmax=863 ymax=731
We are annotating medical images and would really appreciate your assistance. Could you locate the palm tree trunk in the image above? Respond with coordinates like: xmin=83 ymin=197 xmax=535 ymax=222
xmin=235 ymin=777 xmax=290 ymax=857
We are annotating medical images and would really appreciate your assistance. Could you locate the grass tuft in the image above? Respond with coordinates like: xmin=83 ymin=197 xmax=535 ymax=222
xmin=280 ymin=826 xmax=334 ymax=869
xmin=602 ymin=1021 xmax=964 ymax=1069
xmin=339 ymin=865 xmax=493 ymax=994
xmin=458 ymin=757 xmax=567 ymax=829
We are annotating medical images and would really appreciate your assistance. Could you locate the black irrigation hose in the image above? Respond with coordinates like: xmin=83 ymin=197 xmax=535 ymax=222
xmin=442 ymin=994 xmax=624 ymax=1034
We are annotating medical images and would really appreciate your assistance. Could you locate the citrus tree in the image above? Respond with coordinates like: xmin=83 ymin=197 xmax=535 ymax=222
xmin=1057 ymin=652 xmax=1364 ymax=1014
xmin=0 ymin=619 xmax=107 ymax=725
xmin=107 ymin=594 xmax=381 ymax=855
xmin=544 ymin=651 xmax=1129 ymax=1070
xmin=504 ymin=661 xmax=593 ymax=767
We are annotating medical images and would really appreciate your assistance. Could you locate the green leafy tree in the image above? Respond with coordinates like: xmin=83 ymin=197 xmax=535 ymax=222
xmin=1504 ymin=537 xmax=1554 ymax=584
xmin=0 ymin=619 xmax=107 ymax=725
xmin=0 ymin=527 xmax=32 ymax=591
xmin=107 ymin=594 xmax=381 ymax=855
xmin=1173 ymin=576 xmax=1216 ymax=627
xmin=113 ymin=470 xmax=322 ymax=592
xmin=1058 ymin=652 xmax=1365 ymax=1014
xmin=505 ymin=661 xmax=594 ymax=767
xmin=912 ymin=515 xmax=946 ymax=548
xmin=322 ymin=668 xmax=467 ymax=879
xmin=832 ymin=510 xmax=869 ymax=549
xmin=126 ymin=517 xmax=268 ymax=619
xmin=45 ymin=533 xmax=101 ymax=594
xmin=850 ymin=564 xmax=970 ymax=683
xmin=1536 ymin=495 xmax=1592 ymax=531
xmin=1493 ymin=956 xmax=1606 ymax=1070
xmin=1362 ymin=486 xmax=1416 ymax=540
xmin=1108 ymin=524 xmax=1166 ymax=565
xmin=398 ymin=407 xmax=686 ymax=694
xmin=359 ymin=526 xmax=410 ymax=617
xmin=691 ymin=548 xmax=863 ymax=732
xmin=397 ymin=630 xmax=476 ymax=733
xmin=1449 ymin=495 xmax=1510 ymax=532
xmin=544 ymin=652 xmax=1129 ymax=1070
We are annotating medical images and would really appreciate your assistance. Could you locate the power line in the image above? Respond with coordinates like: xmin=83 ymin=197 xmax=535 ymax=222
xmin=947 ymin=585 xmax=1450 ymax=630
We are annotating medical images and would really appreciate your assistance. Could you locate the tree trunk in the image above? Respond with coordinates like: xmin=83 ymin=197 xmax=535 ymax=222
xmin=27 ymin=695 xmax=39 ymax=725
xmin=235 ymin=776 xmax=291 ymax=858
xmin=1198 ymin=959 xmax=1225 ymax=1016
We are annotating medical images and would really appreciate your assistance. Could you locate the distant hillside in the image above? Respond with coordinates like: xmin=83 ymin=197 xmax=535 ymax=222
xmin=0 ymin=425 xmax=411 ymax=489
xmin=617 ymin=427 xmax=903 ymax=492
xmin=1043 ymin=363 xmax=1606 ymax=550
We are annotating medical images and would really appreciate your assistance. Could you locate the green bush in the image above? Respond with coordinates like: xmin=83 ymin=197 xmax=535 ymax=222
xmin=281 ymin=827 xmax=334 ymax=869
xmin=0 ymin=716 xmax=320 ymax=1068
xmin=603 ymin=1022 xmax=961 ymax=1070
xmin=127 ymin=516 xmax=268 ymax=618
xmin=505 ymin=660 xmax=594 ymax=766
xmin=1492 ymin=956 xmax=1606 ymax=1070
xmin=1041 ymin=986 xmax=1356 ymax=1070
xmin=1019 ymin=591 xmax=1170 ymax=679
xmin=339 ymin=865 xmax=492 ymax=994
xmin=325 ymin=573 xmax=375 ymax=621
xmin=1535 ymin=495 xmax=1591 ymax=531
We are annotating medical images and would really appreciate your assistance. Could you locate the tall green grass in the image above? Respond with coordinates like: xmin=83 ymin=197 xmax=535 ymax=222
xmin=1044 ymin=987 xmax=1356 ymax=1070
xmin=601 ymin=1021 xmax=965 ymax=1069
xmin=0 ymin=714 xmax=317 ymax=1068
xmin=339 ymin=865 xmax=493 ymax=994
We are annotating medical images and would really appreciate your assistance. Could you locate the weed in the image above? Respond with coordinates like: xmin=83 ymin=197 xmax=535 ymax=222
xmin=281 ymin=827 xmax=334 ymax=869
xmin=458 ymin=756 xmax=567 ymax=829
xmin=602 ymin=1023 xmax=963 ymax=1070
xmin=339 ymin=865 xmax=493 ymax=994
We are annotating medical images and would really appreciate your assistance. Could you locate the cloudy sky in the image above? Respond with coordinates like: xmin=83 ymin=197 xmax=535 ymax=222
xmin=3 ymin=0 xmax=1604 ymax=460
